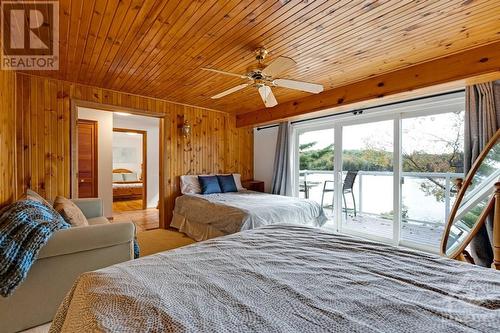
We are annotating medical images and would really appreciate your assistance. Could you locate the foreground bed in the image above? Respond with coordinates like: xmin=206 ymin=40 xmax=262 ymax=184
xmin=51 ymin=225 xmax=499 ymax=332
xmin=171 ymin=191 xmax=327 ymax=240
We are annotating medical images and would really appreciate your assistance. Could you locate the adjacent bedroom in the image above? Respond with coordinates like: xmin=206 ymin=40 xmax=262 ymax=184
xmin=0 ymin=1 xmax=499 ymax=333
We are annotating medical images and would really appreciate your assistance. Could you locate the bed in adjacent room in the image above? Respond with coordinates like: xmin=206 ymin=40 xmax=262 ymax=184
xmin=50 ymin=225 xmax=499 ymax=333
xmin=171 ymin=174 xmax=327 ymax=241
xmin=112 ymin=169 xmax=143 ymax=200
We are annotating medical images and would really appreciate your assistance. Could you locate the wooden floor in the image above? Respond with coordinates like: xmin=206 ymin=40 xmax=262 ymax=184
xmin=113 ymin=208 xmax=159 ymax=232
xmin=113 ymin=199 xmax=143 ymax=212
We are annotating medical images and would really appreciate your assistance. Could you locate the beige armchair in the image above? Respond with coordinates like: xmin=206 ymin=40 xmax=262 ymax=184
xmin=0 ymin=198 xmax=135 ymax=333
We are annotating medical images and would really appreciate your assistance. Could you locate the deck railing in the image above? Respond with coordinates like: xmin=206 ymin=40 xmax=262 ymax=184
xmin=299 ymin=170 xmax=464 ymax=224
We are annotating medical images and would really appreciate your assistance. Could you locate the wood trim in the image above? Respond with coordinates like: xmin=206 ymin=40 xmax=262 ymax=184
xmin=77 ymin=119 xmax=99 ymax=198
xmin=113 ymin=127 xmax=148 ymax=210
xmin=236 ymin=42 xmax=500 ymax=127
xmin=159 ymin=117 xmax=166 ymax=229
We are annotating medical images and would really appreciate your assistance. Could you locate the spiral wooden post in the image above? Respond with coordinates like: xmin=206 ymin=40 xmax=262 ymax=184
xmin=492 ymin=182 xmax=500 ymax=270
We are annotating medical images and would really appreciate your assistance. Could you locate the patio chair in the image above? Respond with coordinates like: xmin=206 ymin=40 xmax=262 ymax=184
xmin=299 ymin=179 xmax=309 ymax=198
xmin=342 ymin=171 xmax=358 ymax=218
xmin=320 ymin=180 xmax=335 ymax=210
xmin=320 ymin=171 xmax=358 ymax=218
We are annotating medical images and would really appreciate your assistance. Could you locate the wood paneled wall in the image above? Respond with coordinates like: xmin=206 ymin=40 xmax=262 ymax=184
xmin=0 ymin=70 xmax=16 ymax=208
xmin=2 ymin=73 xmax=253 ymax=225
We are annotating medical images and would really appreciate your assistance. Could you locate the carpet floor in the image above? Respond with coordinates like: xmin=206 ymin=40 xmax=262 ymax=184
xmin=137 ymin=228 xmax=196 ymax=257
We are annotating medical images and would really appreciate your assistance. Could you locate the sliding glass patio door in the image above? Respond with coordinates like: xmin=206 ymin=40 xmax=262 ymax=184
xmin=400 ymin=110 xmax=465 ymax=251
xmin=339 ymin=119 xmax=395 ymax=241
xmin=297 ymin=127 xmax=335 ymax=220
xmin=293 ymin=91 xmax=465 ymax=253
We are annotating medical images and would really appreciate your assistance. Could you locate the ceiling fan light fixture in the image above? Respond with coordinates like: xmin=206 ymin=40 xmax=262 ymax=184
xmin=255 ymin=47 xmax=268 ymax=62
xmin=202 ymin=48 xmax=324 ymax=107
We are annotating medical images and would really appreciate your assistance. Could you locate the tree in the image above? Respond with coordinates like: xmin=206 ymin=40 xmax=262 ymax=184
xmin=402 ymin=111 xmax=464 ymax=202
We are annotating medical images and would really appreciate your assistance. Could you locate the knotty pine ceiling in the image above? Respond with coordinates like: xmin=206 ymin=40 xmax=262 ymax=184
xmin=19 ymin=0 xmax=500 ymax=114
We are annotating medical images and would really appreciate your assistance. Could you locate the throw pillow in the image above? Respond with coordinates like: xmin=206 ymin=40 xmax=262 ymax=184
xmin=198 ymin=176 xmax=222 ymax=194
xmin=53 ymin=196 xmax=89 ymax=227
xmin=217 ymin=174 xmax=238 ymax=193
xmin=25 ymin=189 xmax=52 ymax=207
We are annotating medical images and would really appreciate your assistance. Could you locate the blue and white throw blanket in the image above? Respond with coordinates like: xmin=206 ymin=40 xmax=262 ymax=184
xmin=0 ymin=199 xmax=70 ymax=297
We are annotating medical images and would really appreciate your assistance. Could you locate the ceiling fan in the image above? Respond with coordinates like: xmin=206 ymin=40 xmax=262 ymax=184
xmin=201 ymin=48 xmax=324 ymax=108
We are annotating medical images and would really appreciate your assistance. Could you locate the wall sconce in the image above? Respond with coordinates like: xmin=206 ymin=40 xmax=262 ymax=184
xmin=181 ymin=121 xmax=191 ymax=138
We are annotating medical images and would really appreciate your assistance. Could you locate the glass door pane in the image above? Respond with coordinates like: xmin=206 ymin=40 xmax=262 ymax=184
xmin=298 ymin=128 xmax=334 ymax=221
xmin=401 ymin=111 xmax=465 ymax=250
xmin=341 ymin=120 xmax=394 ymax=240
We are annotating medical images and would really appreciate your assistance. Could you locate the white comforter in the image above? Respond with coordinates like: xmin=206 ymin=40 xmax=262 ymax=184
xmin=50 ymin=225 xmax=500 ymax=332
xmin=173 ymin=191 xmax=327 ymax=235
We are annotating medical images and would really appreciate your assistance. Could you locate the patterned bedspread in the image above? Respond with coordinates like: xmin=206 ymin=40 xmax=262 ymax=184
xmin=51 ymin=225 xmax=500 ymax=333
xmin=172 ymin=191 xmax=327 ymax=236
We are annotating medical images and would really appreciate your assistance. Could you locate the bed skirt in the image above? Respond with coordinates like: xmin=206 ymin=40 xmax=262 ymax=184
xmin=171 ymin=212 xmax=226 ymax=241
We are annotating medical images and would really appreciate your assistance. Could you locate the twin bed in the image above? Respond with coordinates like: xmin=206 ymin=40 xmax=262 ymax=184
xmin=48 ymin=174 xmax=499 ymax=332
xmin=112 ymin=169 xmax=143 ymax=200
xmin=171 ymin=174 xmax=327 ymax=241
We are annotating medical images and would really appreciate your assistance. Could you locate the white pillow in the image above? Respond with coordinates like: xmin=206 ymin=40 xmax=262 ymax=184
xmin=231 ymin=173 xmax=245 ymax=191
xmin=123 ymin=172 xmax=139 ymax=182
xmin=180 ymin=175 xmax=202 ymax=194
xmin=180 ymin=174 xmax=245 ymax=194
xmin=113 ymin=173 xmax=124 ymax=182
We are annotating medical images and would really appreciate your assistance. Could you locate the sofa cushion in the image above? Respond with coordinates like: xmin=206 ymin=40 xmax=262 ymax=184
xmin=53 ymin=196 xmax=89 ymax=227
xmin=87 ymin=217 xmax=110 ymax=225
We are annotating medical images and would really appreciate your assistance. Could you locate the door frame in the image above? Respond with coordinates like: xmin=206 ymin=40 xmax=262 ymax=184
xmin=77 ymin=119 xmax=99 ymax=198
xmin=113 ymin=127 xmax=148 ymax=210
xmin=70 ymin=99 xmax=167 ymax=228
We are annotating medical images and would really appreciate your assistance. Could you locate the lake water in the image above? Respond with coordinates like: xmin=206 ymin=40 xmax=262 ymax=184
xmin=300 ymin=172 xmax=459 ymax=225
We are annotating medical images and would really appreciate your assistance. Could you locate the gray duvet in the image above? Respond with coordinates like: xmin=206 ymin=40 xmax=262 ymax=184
xmin=173 ymin=191 xmax=327 ymax=235
xmin=50 ymin=225 xmax=500 ymax=332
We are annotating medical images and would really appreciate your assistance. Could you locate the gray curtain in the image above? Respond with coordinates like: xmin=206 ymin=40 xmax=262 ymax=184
xmin=271 ymin=122 xmax=292 ymax=196
xmin=464 ymin=80 xmax=500 ymax=267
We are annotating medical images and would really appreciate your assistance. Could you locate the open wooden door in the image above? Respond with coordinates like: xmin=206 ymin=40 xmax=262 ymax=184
xmin=77 ymin=119 xmax=98 ymax=198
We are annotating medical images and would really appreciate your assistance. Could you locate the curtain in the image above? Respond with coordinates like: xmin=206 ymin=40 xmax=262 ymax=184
xmin=464 ymin=80 xmax=500 ymax=267
xmin=271 ymin=122 xmax=292 ymax=196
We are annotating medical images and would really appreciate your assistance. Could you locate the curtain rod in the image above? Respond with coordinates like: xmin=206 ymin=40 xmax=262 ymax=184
xmin=256 ymin=89 xmax=465 ymax=131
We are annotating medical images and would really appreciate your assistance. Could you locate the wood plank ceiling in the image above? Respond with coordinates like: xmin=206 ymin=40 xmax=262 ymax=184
xmin=21 ymin=0 xmax=500 ymax=115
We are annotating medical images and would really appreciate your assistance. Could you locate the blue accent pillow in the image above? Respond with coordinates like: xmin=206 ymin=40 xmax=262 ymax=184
xmin=198 ymin=176 xmax=222 ymax=194
xmin=217 ymin=175 xmax=238 ymax=193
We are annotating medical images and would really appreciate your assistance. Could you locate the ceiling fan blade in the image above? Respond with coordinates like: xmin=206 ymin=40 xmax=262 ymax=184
xmin=258 ymin=85 xmax=278 ymax=108
xmin=273 ymin=78 xmax=324 ymax=94
xmin=201 ymin=68 xmax=249 ymax=80
xmin=261 ymin=56 xmax=296 ymax=77
xmin=211 ymin=83 xmax=250 ymax=99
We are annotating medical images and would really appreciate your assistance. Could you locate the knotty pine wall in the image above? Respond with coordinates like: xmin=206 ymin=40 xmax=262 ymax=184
xmin=0 ymin=70 xmax=16 ymax=207
xmin=0 ymin=73 xmax=253 ymax=226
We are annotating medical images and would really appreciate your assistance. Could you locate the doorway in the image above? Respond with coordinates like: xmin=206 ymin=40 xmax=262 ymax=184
xmin=111 ymin=113 xmax=160 ymax=231
xmin=72 ymin=102 xmax=165 ymax=231
xmin=112 ymin=128 xmax=147 ymax=212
